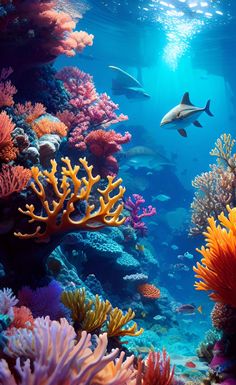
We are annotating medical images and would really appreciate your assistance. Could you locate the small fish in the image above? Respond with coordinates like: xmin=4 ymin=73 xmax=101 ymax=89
xmin=109 ymin=66 xmax=150 ymax=100
xmin=152 ymin=194 xmax=171 ymax=202
xmin=160 ymin=92 xmax=213 ymax=137
xmin=153 ymin=315 xmax=166 ymax=321
xmin=135 ymin=244 xmax=145 ymax=252
xmin=177 ymin=252 xmax=193 ymax=260
xmin=171 ymin=244 xmax=179 ymax=250
xmin=175 ymin=304 xmax=202 ymax=315
xmin=162 ymin=242 xmax=169 ymax=246
xmin=185 ymin=361 xmax=196 ymax=369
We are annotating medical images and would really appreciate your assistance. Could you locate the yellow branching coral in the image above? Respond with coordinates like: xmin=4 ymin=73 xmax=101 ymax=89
xmin=61 ymin=288 xmax=111 ymax=332
xmin=82 ymin=295 xmax=112 ymax=333
xmin=61 ymin=288 xmax=92 ymax=324
xmin=107 ymin=308 xmax=144 ymax=338
xmin=14 ymin=157 xmax=126 ymax=241
xmin=61 ymin=288 xmax=144 ymax=338
xmin=193 ymin=205 xmax=236 ymax=308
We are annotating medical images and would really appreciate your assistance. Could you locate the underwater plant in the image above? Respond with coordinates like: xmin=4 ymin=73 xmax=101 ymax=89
xmin=190 ymin=134 xmax=236 ymax=235
xmin=14 ymin=157 xmax=126 ymax=242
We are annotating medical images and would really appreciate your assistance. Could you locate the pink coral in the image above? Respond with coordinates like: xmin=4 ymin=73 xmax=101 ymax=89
xmin=0 ymin=111 xmax=18 ymax=162
xmin=56 ymin=67 xmax=128 ymax=150
xmin=14 ymin=102 xmax=46 ymax=124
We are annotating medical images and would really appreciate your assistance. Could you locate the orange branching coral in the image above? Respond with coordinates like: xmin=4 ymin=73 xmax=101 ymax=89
xmin=0 ymin=111 xmax=18 ymax=162
xmin=32 ymin=117 xmax=68 ymax=138
xmin=14 ymin=157 xmax=126 ymax=241
xmin=14 ymin=102 xmax=46 ymax=124
xmin=193 ymin=206 xmax=236 ymax=308
xmin=107 ymin=308 xmax=144 ymax=338
xmin=138 ymin=284 xmax=161 ymax=299
xmin=0 ymin=165 xmax=31 ymax=199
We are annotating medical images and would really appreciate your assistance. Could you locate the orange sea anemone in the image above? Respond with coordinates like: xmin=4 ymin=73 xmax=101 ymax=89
xmin=138 ymin=283 xmax=161 ymax=299
xmin=193 ymin=205 xmax=236 ymax=308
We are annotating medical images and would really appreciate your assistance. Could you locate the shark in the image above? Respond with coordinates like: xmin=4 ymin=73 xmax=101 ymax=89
xmin=119 ymin=146 xmax=173 ymax=171
xmin=109 ymin=65 xmax=150 ymax=100
xmin=160 ymin=92 xmax=213 ymax=137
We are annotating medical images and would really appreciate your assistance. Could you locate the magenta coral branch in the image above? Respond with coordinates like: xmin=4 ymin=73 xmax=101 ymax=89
xmin=124 ymin=194 xmax=156 ymax=237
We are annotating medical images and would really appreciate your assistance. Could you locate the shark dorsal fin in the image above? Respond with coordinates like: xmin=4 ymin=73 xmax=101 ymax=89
xmin=181 ymin=92 xmax=194 ymax=106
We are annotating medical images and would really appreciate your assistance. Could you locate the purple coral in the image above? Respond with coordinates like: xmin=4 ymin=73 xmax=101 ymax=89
xmin=18 ymin=280 xmax=69 ymax=320
xmin=124 ymin=194 xmax=156 ymax=237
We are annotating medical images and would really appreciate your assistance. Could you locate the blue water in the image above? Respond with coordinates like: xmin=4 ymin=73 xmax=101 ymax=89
xmin=1 ymin=0 xmax=235 ymax=381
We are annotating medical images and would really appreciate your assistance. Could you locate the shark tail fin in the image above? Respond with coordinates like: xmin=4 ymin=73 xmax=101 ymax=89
xmin=205 ymin=100 xmax=214 ymax=116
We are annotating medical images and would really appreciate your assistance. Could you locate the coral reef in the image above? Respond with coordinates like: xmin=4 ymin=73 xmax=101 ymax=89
xmin=190 ymin=134 xmax=236 ymax=235
xmin=0 ymin=1 xmax=94 ymax=68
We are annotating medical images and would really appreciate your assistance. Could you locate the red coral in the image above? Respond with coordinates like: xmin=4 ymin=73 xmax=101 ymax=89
xmin=84 ymin=129 xmax=131 ymax=177
xmin=10 ymin=306 xmax=34 ymax=330
xmin=85 ymin=129 xmax=131 ymax=157
xmin=0 ymin=164 xmax=31 ymax=199
xmin=138 ymin=283 xmax=161 ymax=299
xmin=139 ymin=350 xmax=175 ymax=385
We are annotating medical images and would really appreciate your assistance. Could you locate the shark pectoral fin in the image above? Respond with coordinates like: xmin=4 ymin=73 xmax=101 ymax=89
xmin=193 ymin=120 xmax=203 ymax=127
xmin=178 ymin=129 xmax=187 ymax=137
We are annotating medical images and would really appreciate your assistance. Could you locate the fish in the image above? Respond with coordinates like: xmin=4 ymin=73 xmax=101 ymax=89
xmin=185 ymin=361 xmax=196 ymax=369
xmin=175 ymin=304 xmax=203 ymax=315
xmin=171 ymin=244 xmax=179 ymax=250
xmin=153 ymin=315 xmax=167 ymax=321
xmin=160 ymin=92 xmax=213 ymax=137
xmin=120 ymin=146 xmax=173 ymax=172
xmin=109 ymin=66 xmax=150 ymax=100
xmin=135 ymin=244 xmax=145 ymax=252
xmin=152 ymin=194 xmax=171 ymax=202
xmin=177 ymin=252 xmax=194 ymax=260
